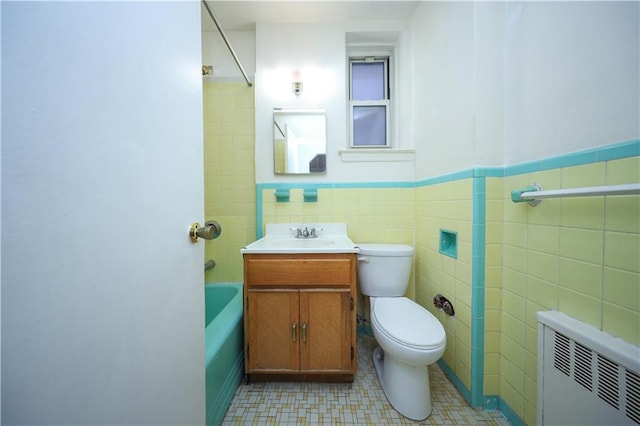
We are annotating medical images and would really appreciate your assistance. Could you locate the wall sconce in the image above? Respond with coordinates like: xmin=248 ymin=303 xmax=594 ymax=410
xmin=292 ymin=70 xmax=303 ymax=95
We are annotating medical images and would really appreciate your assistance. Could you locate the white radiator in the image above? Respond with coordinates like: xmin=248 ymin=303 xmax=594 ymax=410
xmin=537 ymin=311 xmax=640 ymax=425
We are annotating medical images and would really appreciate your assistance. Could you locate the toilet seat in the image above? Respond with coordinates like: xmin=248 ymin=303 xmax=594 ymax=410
xmin=372 ymin=297 xmax=445 ymax=350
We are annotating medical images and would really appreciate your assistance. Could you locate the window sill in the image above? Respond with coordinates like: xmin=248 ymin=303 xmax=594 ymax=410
xmin=338 ymin=149 xmax=415 ymax=163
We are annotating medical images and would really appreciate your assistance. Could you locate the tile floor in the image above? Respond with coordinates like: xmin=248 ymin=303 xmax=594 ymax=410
xmin=222 ymin=335 xmax=510 ymax=425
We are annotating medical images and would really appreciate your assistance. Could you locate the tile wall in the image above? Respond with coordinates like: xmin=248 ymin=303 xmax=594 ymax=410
xmin=414 ymin=179 xmax=474 ymax=393
xmin=203 ymin=86 xmax=639 ymax=425
xmin=203 ymin=82 xmax=256 ymax=283
xmin=485 ymin=178 xmax=504 ymax=399
xmin=498 ymin=155 xmax=640 ymax=425
xmin=259 ymin=186 xmax=415 ymax=317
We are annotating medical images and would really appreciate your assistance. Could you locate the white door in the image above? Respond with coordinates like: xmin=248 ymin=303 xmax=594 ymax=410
xmin=2 ymin=2 xmax=205 ymax=424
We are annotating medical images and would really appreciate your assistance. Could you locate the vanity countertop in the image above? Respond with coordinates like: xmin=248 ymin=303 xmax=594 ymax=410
xmin=241 ymin=223 xmax=359 ymax=254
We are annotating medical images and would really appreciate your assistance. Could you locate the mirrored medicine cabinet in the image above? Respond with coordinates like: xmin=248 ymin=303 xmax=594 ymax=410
xmin=273 ymin=108 xmax=326 ymax=175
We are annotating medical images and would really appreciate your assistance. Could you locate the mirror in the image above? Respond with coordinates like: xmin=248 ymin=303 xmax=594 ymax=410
xmin=273 ymin=108 xmax=326 ymax=174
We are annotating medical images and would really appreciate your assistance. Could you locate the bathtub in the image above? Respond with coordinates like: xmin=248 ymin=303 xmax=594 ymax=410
xmin=205 ymin=283 xmax=244 ymax=426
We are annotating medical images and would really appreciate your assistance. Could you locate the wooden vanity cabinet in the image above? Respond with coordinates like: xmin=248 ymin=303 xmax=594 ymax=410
xmin=243 ymin=253 xmax=357 ymax=382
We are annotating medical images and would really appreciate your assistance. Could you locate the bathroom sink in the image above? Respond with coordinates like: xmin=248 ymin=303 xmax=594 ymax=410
xmin=241 ymin=223 xmax=358 ymax=254
xmin=270 ymin=239 xmax=335 ymax=249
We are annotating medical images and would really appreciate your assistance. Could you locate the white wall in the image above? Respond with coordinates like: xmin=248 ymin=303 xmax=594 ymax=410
xmin=411 ymin=2 xmax=478 ymax=179
xmin=254 ymin=22 xmax=416 ymax=184
xmin=205 ymin=1 xmax=639 ymax=182
xmin=411 ymin=1 xmax=507 ymax=179
xmin=504 ymin=1 xmax=639 ymax=164
xmin=411 ymin=1 xmax=639 ymax=178
xmin=202 ymin=30 xmax=256 ymax=81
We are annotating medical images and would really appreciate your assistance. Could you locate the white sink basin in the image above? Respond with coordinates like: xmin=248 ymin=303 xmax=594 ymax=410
xmin=270 ymin=239 xmax=335 ymax=249
xmin=241 ymin=223 xmax=358 ymax=254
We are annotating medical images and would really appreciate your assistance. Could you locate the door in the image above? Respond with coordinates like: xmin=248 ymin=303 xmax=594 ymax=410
xmin=2 ymin=2 xmax=205 ymax=424
xmin=300 ymin=290 xmax=353 ymax=372
xmin=247 ymin=290 xmax=300 ymax=372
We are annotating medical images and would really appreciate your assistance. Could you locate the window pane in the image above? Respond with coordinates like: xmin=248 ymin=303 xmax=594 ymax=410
xmin=353 ymin=105 xmax=387 ymax=146
xmin=351 ymin=62 xmax=385 ymax=100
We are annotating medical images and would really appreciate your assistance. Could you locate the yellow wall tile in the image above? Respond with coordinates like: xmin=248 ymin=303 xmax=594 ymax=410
xmin=561 ymin=197 xmax=604 ymax=229
xmin=524 ymin=300 xmax=545 ymax=329
xmin=504 ymin=222 xmax=528 ymax=248
xmin=502 ymin=290 xmax=525 ymax=322
xmin=558 ymin=258 xmax=602 ymax=298
xmin=484 ymin=374 xmax=500 ymax=396
xmin=602 ymin=302 xmax=640 ymax=345
xmin=527 ymin=224 xmax=559 ymax=254
xmin=500 ymin=334 xmax=524 ymax=366
xmin=203 ymin=82 xmax=256 ymax=283
xmin=527 ymin=198 xmax=561 ymax=226
xmin=558 ymin=287 xmax=601 ymax=328
xmin=605 ymin=197 xmax=640 ymax=233
xmin=503 ymin=268 xmax=526 ymax=294
xmin=606 ymin=157 xmax=640 ymax=185
xmin=603 ymin=267 xmax=640 ymax=311
xmin=501 ymin=357 xmax=524 ymax=402
xmin=527 ymin=251 xmax=558 ymax=283
xmin=500 ymin=377 xmax=524 ymax=419
xmin=502 ymin=312 xmax=525 ymax=343
xmin=604 ymin=231 xmax=640 ymax=273
xmin=485 ymin=288 xmax=502 ymax=310
xmin=523 ymin=348 xmax=537 ymax=379
xmin=503 ymin=246 xmax=527 ymax=272
xmin=525 ymin=276 xmax=558 ymax=309
xmin=559 ymin=227 xmax=604 ymax=264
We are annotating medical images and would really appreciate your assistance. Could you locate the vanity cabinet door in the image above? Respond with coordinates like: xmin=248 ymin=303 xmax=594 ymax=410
xmin=299 ymin=289 xmax=353 ymax=373
xmin=246 ymin=290 xmax=300 ymax=372
xmin=243 ymin=253 xmax=357 ymax=381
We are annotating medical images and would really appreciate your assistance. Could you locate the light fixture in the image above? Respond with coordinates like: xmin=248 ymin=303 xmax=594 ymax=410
xmin=292 ymin=70 xmax=303 ymax=95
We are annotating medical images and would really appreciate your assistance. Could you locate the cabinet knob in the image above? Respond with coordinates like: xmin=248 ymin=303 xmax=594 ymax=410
xmin=301 ymin=323 xmax=307 ymax=342
xmin=292 ymin=323 xmax=298 ymax=341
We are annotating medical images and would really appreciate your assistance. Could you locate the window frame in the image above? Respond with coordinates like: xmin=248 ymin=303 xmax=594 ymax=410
xmin=348 ymin=56 xmax=391 ymax=149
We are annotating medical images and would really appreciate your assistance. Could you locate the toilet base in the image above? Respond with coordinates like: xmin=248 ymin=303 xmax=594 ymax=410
xmin=372 ymin=346 xmax=432 ymax=421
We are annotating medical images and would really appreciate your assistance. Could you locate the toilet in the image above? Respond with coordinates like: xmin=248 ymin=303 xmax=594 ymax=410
xmin=357 ymin=243 xmax=446 ymax=421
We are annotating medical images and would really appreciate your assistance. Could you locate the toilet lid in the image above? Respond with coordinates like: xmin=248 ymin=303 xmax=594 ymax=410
xmin=372 ymin=298 xmax=446 ymax=350
xmin=357 ymin=243 xmax=414 ymax=257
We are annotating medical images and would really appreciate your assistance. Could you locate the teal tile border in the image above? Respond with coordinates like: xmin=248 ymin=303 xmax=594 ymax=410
xmin=497 ymin=397 xmax=526 ymax=426
xmin=484 ymin=395 xmax=500 ymax=410
xmin=484 ymin=396 xmax=522 ymax=425
xmin=471 ymin=176 xmax=486 ymax=408
xmin=437 ymin=359 xmax=472 ymax=403
xmin=251 ymin=138 xmax=639 ymax=415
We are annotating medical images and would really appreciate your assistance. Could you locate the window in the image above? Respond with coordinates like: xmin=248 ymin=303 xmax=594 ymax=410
xmin=349 ymin=57 xmax=390 ymax=148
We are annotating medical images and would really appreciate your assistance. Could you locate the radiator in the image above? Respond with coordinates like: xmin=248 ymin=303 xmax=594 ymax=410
xmin=537 ymin=311 xmax=640 ymax=425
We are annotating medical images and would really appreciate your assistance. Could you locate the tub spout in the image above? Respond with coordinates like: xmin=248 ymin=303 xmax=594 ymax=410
xmin=204 ymin=259 xmax=216 ymax=271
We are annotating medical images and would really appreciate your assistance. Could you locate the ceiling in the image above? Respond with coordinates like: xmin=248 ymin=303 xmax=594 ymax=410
xmin=201 ymin=1 xmax=421 ymax=32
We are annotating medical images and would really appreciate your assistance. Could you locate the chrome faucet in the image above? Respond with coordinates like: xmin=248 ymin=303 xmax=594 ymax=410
xmin=291 ymin=226 xmax=322 ymax=239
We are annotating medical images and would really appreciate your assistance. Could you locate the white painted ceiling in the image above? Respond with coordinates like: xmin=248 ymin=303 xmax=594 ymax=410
xmin=201 ymin=1 xmax=421 ymax=32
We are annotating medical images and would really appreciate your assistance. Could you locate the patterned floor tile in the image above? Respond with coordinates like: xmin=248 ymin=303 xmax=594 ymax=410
xmin=222 ymin=335 xmax=510 ymax=425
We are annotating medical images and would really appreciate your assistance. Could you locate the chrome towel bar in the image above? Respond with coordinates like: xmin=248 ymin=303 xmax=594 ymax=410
xmin=512 ymin=183 xmax=640 ymax=206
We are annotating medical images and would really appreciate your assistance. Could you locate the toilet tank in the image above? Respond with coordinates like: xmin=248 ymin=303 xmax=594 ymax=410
xmin=357 ymin=244 xmax=414 ymax=297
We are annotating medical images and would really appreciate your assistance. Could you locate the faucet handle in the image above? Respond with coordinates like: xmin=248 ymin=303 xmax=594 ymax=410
xmin=309 ymin=227 xmax=323 ymax=238
xmin=290 ymin=227 xmax=303 ymax=238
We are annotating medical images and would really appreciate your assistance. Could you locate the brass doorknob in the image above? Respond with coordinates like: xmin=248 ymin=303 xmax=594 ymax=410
xmin=189 ymin=220 xmax=222 ymax=243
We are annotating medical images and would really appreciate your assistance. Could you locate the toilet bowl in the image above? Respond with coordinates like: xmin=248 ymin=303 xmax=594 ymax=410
xmin=357 ymin=244 xmax=446 ymax=421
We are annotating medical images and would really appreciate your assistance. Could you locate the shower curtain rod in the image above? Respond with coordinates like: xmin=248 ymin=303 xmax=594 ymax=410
xmin=202 ymin=0 xmax=253 ymax=87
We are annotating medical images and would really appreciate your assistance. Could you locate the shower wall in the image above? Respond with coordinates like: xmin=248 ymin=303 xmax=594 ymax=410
xmin=203 ymin=81 xmax=256 ymax=282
